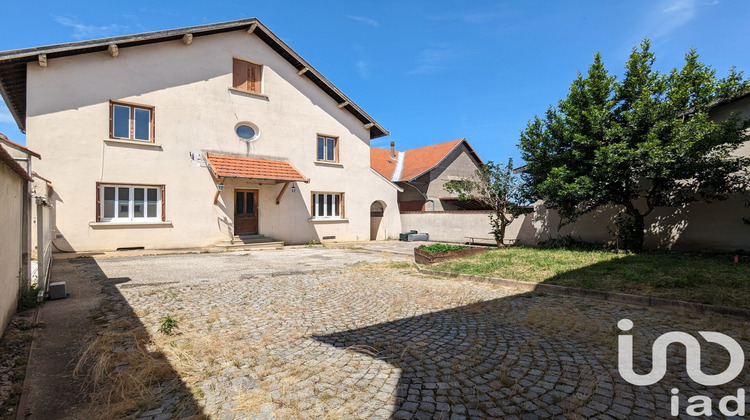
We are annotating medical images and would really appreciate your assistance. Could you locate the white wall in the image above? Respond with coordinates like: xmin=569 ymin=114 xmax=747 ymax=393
xmin=26 ymin=30 xmax=399 ymax=250
xmin=0 ymin=160 xmax=24 ymax=335
xmin=400 ymin=211 xmax=534 ymax=244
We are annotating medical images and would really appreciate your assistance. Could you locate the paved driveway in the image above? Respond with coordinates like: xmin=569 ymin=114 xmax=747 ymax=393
xmin=42 ymin=248 xmax=750 ymax=419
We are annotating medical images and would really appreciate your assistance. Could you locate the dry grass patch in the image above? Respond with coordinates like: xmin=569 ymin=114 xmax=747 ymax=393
xmin=74 ymin=317 xmax=184 ymax=419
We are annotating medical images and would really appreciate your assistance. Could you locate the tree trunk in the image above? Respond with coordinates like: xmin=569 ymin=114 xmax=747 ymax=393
xmin=631 ymin=212 xmax=645 ymax=253
xmin=489 ymin=211 xmax=506 ymax=248
xmin=495 ymin=217 xmax=508 ymax=249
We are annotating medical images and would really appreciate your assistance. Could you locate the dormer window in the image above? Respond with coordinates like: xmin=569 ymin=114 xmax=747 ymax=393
xmin=233 ymin=58 xmax=263 ymax=94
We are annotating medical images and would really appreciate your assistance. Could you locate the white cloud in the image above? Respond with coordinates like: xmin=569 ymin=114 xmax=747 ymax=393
xmin=649 ymin=0 xmax=697 ymax=39
xmin=356 ymin=59 xmax=370 ymax=79
xmin=55 ymin=16 xmax=129 ymax=40
xmin=408 ymin=46 xmax=458 ymax=75
xmin=345 ymin=15 xmax=379 ymax=27
xmin=428 ymin=12 xmax=504 ymax=24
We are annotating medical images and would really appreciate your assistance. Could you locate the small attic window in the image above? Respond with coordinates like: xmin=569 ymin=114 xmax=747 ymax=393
xmin=233 ymin=58 xmax=263 ymax=94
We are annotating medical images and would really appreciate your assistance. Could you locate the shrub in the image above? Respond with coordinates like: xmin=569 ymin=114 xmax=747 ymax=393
xmin=418 ymin=243 xmax=470 ymax=253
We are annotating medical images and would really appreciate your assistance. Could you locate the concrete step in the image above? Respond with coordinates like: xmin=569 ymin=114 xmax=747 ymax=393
xmin=215 ymin=235 xmax=284 ymax=249
xmin=215 ymin=240 xmax=285 ymax=250
xmin=218 ymin=235 xmax=273 ymax=246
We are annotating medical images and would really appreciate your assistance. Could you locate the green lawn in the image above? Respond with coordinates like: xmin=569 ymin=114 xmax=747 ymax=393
xmin=428 ymin=247 xmax=750 ymax=308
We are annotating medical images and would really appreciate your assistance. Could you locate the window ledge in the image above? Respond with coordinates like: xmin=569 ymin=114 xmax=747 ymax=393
xmin=308 ymin=218 xmax=349 ymax=223
xmin=314 ymin=161 xmax=343 ymax=168
xmin=89 ymin=221 xmax=173 ymax=228
xmin=104 ymin=138 xmax=162 ymax=149
xmin=228 ymin=87 xmax=269 ymax=100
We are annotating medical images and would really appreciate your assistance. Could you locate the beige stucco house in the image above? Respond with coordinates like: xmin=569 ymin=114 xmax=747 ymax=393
xmin=0 ymin=19 xmax=402 ymax=251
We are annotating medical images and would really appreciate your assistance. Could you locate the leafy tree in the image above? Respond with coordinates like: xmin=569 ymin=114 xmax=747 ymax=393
xmin=519 ymin=40 xmax=750 ymax=252
xmin=445 ymin=159 xmax=530 ymax=248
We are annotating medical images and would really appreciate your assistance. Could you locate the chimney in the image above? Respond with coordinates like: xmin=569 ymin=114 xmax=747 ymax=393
xmin=390 ymin=141 xmax=396 ymax=159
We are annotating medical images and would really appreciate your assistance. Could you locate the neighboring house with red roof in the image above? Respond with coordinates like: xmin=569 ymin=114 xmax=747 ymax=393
xmin=371 ymin=138 xmax=485 ymax=211
xmin=0 ymin=19 xmax=402 ymax=251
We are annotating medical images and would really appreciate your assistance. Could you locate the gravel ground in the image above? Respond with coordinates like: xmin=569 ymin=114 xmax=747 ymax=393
xmin=0 ymin=309 xmax=38 ymax=419
xmin=30 ymin=247 xmax=750 ymax=419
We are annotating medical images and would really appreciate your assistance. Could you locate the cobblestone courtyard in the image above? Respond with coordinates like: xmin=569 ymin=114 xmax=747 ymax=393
xmin=40 ymin=247 xmax=750 ymax=419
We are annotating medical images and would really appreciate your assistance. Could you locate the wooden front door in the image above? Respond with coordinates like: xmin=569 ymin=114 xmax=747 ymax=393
xmin=234 ymin=189 xmax=258 ymax=235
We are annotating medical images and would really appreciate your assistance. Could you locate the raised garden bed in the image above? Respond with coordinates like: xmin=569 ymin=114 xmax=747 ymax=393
xmin=414 ymin=243 xmax=488 ymax=265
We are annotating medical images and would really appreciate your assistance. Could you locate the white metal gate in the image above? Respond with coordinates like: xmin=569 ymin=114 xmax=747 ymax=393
xmin=36 ymin=197 xmax=52 ymax=301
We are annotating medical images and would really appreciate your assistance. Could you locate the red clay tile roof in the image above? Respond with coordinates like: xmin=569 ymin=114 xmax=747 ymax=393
xmin=370 ymin=147 xmax=398 ymax=180
xmin=206 ymin=154 xmax=309 ymax=182
xmin=371 ymin=139 xmax=482 ymax=182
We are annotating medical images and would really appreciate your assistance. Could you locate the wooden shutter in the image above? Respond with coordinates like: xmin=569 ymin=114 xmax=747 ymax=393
xmin=310 ymin=193 xmax=315 ymax=217
xmin=96 ymin=182 xmax=101 ymax=222
xmin=233 ymin=59 xmax=249 ymax=90
xmin=340 ymin=193 xmax=345 ymax=218
xmin=248 ymin=62 xmax=262 ymax=93
xmin=108 ymin=102 xmax=113 ymax=139
xmin=161 ymin=185 xmax=166 ymax=221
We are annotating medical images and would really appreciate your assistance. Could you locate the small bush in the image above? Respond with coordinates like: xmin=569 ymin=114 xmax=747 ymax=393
xmin=17 ymin=284 xmax=40 ymax=313
xmin=158 ymin=314 xmax=179 ymax=335
xmin=418 ymin=243 xmax=470 ymax=253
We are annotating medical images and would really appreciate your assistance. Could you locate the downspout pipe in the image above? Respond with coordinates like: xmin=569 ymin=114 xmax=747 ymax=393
xmin=404 ymin=181 xmax=433 ymax=211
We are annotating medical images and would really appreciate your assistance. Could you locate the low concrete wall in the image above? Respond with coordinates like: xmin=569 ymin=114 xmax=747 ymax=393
xmin=400 ymin=211 xmax=535 ymax=245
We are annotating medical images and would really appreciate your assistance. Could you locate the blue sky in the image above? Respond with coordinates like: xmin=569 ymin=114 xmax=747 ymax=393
xmin=1 ymin=0 xmax=748 ymax=165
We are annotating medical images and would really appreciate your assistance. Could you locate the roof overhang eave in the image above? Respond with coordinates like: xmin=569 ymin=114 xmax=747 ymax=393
xmin=0 ymin=81 xmax=24 ymax=132
xmin=0 ymin=18 xmax=388 ymax=138
xmin=219 ymin=175 xmax=310 ymax=183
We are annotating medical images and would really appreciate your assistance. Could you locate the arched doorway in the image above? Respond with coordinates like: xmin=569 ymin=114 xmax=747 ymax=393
xmin=370 ymin=201 xmax=385 ymax=240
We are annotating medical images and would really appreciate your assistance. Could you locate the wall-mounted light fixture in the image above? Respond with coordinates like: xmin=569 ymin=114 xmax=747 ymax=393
xmin=216 ymin=183 xmax=224 ymax=191
xmin=290 ymin=182 xmax=296 ymax=193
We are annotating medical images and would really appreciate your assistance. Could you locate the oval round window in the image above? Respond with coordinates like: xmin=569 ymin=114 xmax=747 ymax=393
xmin=235 ymin=123 xmax=259 ymax=141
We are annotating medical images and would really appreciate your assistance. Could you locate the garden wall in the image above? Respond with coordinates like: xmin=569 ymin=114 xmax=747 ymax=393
xmin=0 ymin=145 xmax=30 ymax=336
xmin=400 ymin=211 xmax=535 ymax=245
xmin=533 ymin=197 xmax=750 ymax=251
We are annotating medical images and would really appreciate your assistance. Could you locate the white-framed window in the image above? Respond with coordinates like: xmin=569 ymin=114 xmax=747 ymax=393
xmin=311 ymin=192 xmax=344 ymax=219
xmin=110 ymin=101 xmax=154 ymax=142
xmin=97 ymin=183 xmax=164 ymax=222
xmin=316 ymin=136 xmax=338 ymax=162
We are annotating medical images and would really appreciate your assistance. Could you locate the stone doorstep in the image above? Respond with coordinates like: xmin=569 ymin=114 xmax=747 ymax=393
xmin=413 ymin=263 xmax=750 ymax=321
